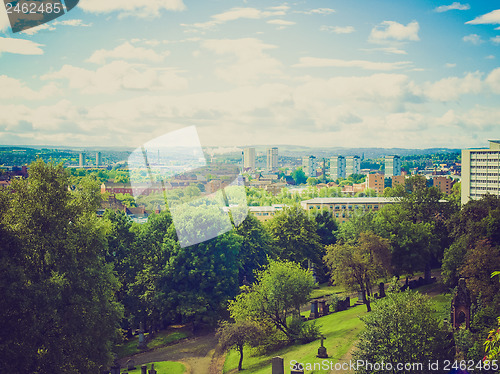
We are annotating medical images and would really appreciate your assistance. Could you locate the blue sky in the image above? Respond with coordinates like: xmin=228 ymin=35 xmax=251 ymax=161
xmin=1 ymin=0 xmax=500 ymax=149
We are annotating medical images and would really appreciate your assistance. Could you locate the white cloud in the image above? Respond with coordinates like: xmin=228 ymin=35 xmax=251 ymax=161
xmin=293 ymin=57 xmax=413 ymax=71
xmin=485 ymin=67 xmax=500 ymax=94
xmin=445 ymin=63 xmax=457 ymax=68
xmin=434 ymin=2 xmax=470 ymax=12
xmin=463 ymin=34 xmax=483 ymax=44
xmin=79 ymin=0 xmax=186 ymax=18
xmin=0 ymin=37 xmax=44 ymax=55
xmin=466 ymin=9 xmax=500 ymax=25
xmin=419 ymin=72 xmax=483 ymax=101
xmin=87 ymin=42 xmax=167 ymax=64
xmin=296 ymin=8 xmax=335 ymax=15
xmin=0 ymin=76 xmax=58 ymax=100
xmin=42 ymin=61 xmax=188 ymax=94
xmin=201 ymin=38 xmax=283 ymax=84
xmin=486 ymin=55 xmax=496 ymax=59
xmin=20 ymin=19 xmax=92 ymax=35
xmin=491 ymin=36 xmax=500 ymax=44
xmin=369 ymin=21 xmax=420 ymax=43
xmin=320 ymin=25 xmax=355 ymax=34
xmin=182 ymin=7 xmax=286 ymax=31
xmin=267 ymin=19 xmax=295 ymax=26
xmin=361 ymin=47 xmax=408 ymax=55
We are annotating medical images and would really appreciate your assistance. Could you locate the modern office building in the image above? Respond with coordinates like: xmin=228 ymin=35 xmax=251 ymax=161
xmin=346 ymin=156 xmax=361 ymax=176
xmin=461 ymin=140 xmax=500 ymax=205
xmin=243 ymin=147 xmax=256 ymax=170
xmin=330 ymin=156 xmax=346 ymax=180
xmin=385 ymin=155 xmax=402 ymax=177
xmin=302 ymin=155 xmax=317 ymax=177
xmin=266 ymin=147 xmax=278 ymax=171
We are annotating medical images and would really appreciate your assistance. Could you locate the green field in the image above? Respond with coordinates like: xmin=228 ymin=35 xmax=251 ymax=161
xmin=223 ymin=304 xmax=367 ymax=374
xmin=121 ymin=361 xmax=186 ymax=374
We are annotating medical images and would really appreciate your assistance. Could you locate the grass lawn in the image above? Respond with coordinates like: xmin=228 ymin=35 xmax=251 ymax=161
xmin=115 ymin=328 xmax=191 ymax=359
xmin=428 ymin=292 xmax=452 ymax=322
xmin=223 ymin=304 xmax=367 ymax=374
xmin=310 ymin=282 xmax=345 ymax=299
xmin=121 ymin=361 xmax=186 ymax=374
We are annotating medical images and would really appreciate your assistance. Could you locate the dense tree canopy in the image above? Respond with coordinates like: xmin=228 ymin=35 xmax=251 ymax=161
xmin=354 ymin=290 xmax=450 ymax=374
xmin=0 ymin=160 xmax=123 ymax=374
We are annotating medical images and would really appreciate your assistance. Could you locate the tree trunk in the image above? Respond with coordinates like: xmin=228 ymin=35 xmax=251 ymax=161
xmin=238 ymin=344 xmax=244 ymax=371
xmin=362 ymin=288 xmax=371 ymax=312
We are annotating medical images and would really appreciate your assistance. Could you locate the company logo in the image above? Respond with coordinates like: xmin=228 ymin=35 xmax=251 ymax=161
xmin=128 ymin=126 xmax=248 ymax=248
xmin=4 ymin=0 xmax=79 ymax=33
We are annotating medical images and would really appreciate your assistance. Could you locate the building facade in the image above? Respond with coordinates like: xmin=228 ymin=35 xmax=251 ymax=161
xmin=366 ymin=173 xmax=385 ymax=195
xmin=433 ymin=176 xmax=455 ymax=195
xmin=266 ymin=147 xmax=278 ymax=171
xmin=461 ymin=140 xmax=500 ymax=204
xmin=243 ymin=147 xmax=256 ymax=170
xmin=385 ymin=155 xmax=402 ymax=177
xmin=329 ymin=156 xmax=346 ymax=180
xmin=301 ymin=197 xmax=397 ymax=224
xmin=345 ymin=156 xmax=361 ymax=176
xmin=302 ymin=155 xmax=317 ymax=177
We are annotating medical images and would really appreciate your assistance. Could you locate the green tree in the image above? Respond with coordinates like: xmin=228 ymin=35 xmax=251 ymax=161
xmin=0 ymin=160 xmax=123 ymax=374
xmin=307 ymin=177 xmax=319 ymax=186
xmin=292 ymin=167 xmax=307 ymax=185
xmin=324 ymin=232 xmax=391 ymax=312
xmin=215 ymin=321 xmax=263 ymax=371
xmin=234 ymin=214 xmax=273 ymax=283
xmin=229 ymin=259 xmax=315 ymax=342
xmin=266 ymin=205 xmax=324 ymax=268
xmin=354 ymin=290 xmax=450 ymax=374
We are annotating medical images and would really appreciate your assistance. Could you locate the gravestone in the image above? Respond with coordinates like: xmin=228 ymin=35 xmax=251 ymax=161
xmin=451 ymin=278 xmax=471 ymax=329
xmin=138 ymin=322 xmax=147 ymax=350
xmin=110 ymin=366 xmax=120 ymax=374
xmin=317 ymin=336 xmax=328 ymax=358
xmin=309 ymin=300 xmax=319 ymax=319
xmin=318 ymin=299 xmax=328 ymax=316
xmin=141 ymin=364 xmax=147 ymax=374
xmin=126 ymin=359 xmax=135 ymax=371
xmin=379 ymin=282 xmax=385 ymax=298
xmin=271 ymin=356 xmax=284 ymax=374
xmin=148 ymin=363 xmax=157 ymax=374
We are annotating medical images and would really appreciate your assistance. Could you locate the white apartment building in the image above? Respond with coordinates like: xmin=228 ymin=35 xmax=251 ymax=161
xmin=461 ymin=140 xmax=500 ymax=205
xmin=243 ymin=147 xmax=256 ymax=170
xmin=302 ymin=155 xmax=317 ymax=177
xmin=330 ymin=156 xmax=346 ymax=180
xmin=266 ymin=147 xmax=278 ymax=171
xmin=346 ymin=156 xmax=361 ymax=176
xmin=385 ymin=155 xmax=402 ymax=177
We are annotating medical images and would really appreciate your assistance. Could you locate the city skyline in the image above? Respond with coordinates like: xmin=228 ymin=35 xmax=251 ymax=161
xmin=1 ymin=1 xmax=500 ymax=149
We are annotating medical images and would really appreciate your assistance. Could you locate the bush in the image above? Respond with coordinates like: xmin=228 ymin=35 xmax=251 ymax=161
xmin=288 ymin=318 xmax=321 ymax=344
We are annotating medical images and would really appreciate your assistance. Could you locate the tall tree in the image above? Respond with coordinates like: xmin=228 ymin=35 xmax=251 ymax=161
xmin=229 ymin=259 xmax=315 ymax=341
xmin=266 ymin=205 xmax=323 ymax=268
xmin=324 ymin=232 xmax=391 ymax=312
xmin=0 ymin=160 xmax=123 ymax=374
xmin=234 ymin=214 xmax=273 ymax=284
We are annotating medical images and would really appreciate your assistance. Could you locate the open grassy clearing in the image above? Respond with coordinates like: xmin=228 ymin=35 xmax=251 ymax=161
xmin=223 ymin=304 xmax=367 ymax=374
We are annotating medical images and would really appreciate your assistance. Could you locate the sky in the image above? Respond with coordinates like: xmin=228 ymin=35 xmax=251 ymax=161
xmin=1 ymin=0 xmax=500 ymax=150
